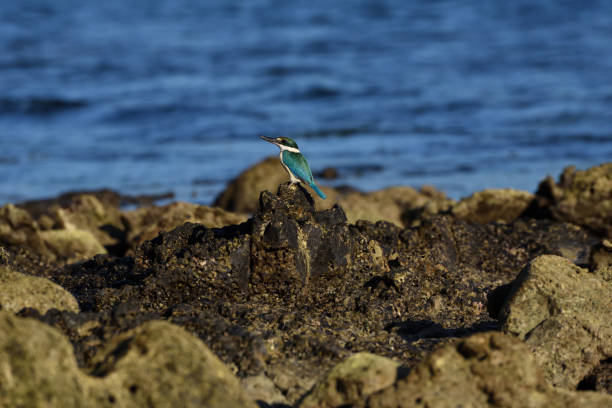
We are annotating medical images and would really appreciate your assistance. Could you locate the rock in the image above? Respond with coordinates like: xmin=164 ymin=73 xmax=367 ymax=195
xmin=39 ymin=229 xmax=107 ymax=262
xmin=213 ymin=156 xmax=288 ymax=213
xmin=317 ymin=167 xmax=339 ymax=180
xmin=42 ymin=184 xmax=598 ymax=405
xmin=24 ymin=193 xmax=125 ymax=255
xmin=0 ymin=311 xmax=88 ymax=407
xmin=499 ymin=255 xmax=612 ymax=389
xmin=530 ymin=164 xmax=612 ymax=236
xmin=0 ymin=201 xmax=108 ymax=263
xmin=18 ymin=188 xmax=173 ymax=214
xmin=339 ymin=186 xmax=453 ymax=227
xmin=242 ymin=374 xmax=289 ymax=407
xmin=452 ymin=188 xmax=534 ymax=224
xmin=88 ymin=320 xmax=258 ymax=408
xmin=0 ymin=204 xmax=46 ymax=253
xmin=213 ymin=156 xmax=453 ymax=226
xmin=367 ymin=332 xmax=612 ymax=408
xmin=590 ymin=239 xmax=612 ymax=282
xmin=0 ymin=312 xmax=257 ymax=407
xmin=123 ymin=201 xmax=248 ymax=252
xmin=299 ymin=352 xmax=399 ymax=408
xmin=9 ymin=178 xmax=606 ymax=406
xmin=0 ymin=266 xmax=79 ymax=313
xmin=51 ymin=194 xmax=123 ymax=245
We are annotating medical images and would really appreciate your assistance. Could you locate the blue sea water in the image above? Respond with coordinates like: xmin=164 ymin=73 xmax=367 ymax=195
xmin=1 ymin=0 xmax=611 ymax=205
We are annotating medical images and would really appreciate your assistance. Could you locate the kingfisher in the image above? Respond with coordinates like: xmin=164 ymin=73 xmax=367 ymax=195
xmin=260 ymin=135 xmax=327 ymax=199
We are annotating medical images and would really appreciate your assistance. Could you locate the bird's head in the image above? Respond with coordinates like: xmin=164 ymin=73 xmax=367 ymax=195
xmin=260 ymin=135 xmax=299 ymax=150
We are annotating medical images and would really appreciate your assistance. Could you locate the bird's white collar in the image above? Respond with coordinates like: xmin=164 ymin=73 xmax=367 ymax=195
xmin=278 ymin=145 xmax=300 ymax=153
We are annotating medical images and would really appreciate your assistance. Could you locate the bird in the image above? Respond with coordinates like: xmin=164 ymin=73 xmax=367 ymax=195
xmin=260 ymin=135 xmax=327 ymax=199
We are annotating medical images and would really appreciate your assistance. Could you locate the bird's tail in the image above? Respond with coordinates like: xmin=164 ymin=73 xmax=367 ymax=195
xmin=310 ymin=182 xmax=327 ymax=199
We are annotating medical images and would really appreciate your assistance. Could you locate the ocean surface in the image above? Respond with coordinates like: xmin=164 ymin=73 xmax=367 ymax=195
xmin=1 ymin=1 xmax=611 ymax=205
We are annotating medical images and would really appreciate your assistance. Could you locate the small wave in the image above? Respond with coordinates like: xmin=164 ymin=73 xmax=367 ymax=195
xmin=0 ymin=156 xmax=19 ymax=165
xmin=296 ymin=84 xmax=341 ymax=99
xmin=299 ymin=126 xmax=372 ymax=138
xmin=336 ymin=163 xmax=384 ymax=176
xmin=0 ymin=96 xmax=87 ymax=115
xmin=263 ymin=64 xmax=327 ymax=77
xmin=403 ymin=164 xmax=476 ymax=177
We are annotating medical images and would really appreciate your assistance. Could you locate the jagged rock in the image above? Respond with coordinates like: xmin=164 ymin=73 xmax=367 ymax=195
xmin=499 ymin=255 xmax=612 ymax=389
xmin=367 ymin=332 xmax=612 ymax=408
xmin=299 ymin=352 xmax=400 ymax=408
xmin=123 ymin=201 xmax=248 ymax=252
xmin=0 ymin=312 xmax=257 ymax=407
xmin=452 ymin=188 xmax=534 ymax=224
xmin=249 ymin=183 xmax=387 ymax=297
xmin=0 ymin=266 xmax=79 ymax=314
xmin=530 ymin=164 xmax=612 ymax=236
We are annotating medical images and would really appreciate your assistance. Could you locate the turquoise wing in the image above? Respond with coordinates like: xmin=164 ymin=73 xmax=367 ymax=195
xmin=283 ymin=151 xmax=314 ymax=183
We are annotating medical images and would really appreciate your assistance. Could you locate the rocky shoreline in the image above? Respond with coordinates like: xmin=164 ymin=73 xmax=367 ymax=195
xmin=1 ymin=161 xmax=610 ymax=407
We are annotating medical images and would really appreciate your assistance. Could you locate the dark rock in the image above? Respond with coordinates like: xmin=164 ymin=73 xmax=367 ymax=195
xmin=123 ymin=201 xmax=248 ymax=254
xmin=317 ymin=166 xmax=339 ymax=180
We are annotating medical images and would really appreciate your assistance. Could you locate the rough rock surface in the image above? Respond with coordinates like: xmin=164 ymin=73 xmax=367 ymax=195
xmin=242 ymin=374 xmax=289 ymax=407
xmin=1 ymin=193 xmax=246 ymax=263
xmin=452 ymin=188 xmax=534 ymax=224
xmin=123 ymin=201 xmax=248 ymax=252
xmin=368 ymin=332 xmax=612 ymax=408
xmin=88 ymin=319 xmax=258 ymax=407
xmin=1 ymin=163 xmax=610 ymax=406
xmin=39 ymin=228 xmax=107 ymax=261
xmin=0 ymin=311 xmax=86 ymax=407
xmin=0 ymin=312 xmax=256 ymax=408
xmin=530 ymin=163 xmax=612 ymax=236
xmin=0 ymin=266 xmax=79 ymax=314
xmin=0 ymin=202 xmax=107 ymax=263
xmin=12 ymin=182 xmax=600 ymax=403
xmin=299 ymin=352 xmax=400 ymax=408
xmin=499 ymin=255 xmax=612 ymax=389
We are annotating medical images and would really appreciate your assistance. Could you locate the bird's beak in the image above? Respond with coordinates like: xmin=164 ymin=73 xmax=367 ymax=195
xmin=259 ymin=135 xmax=277 ymax=144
